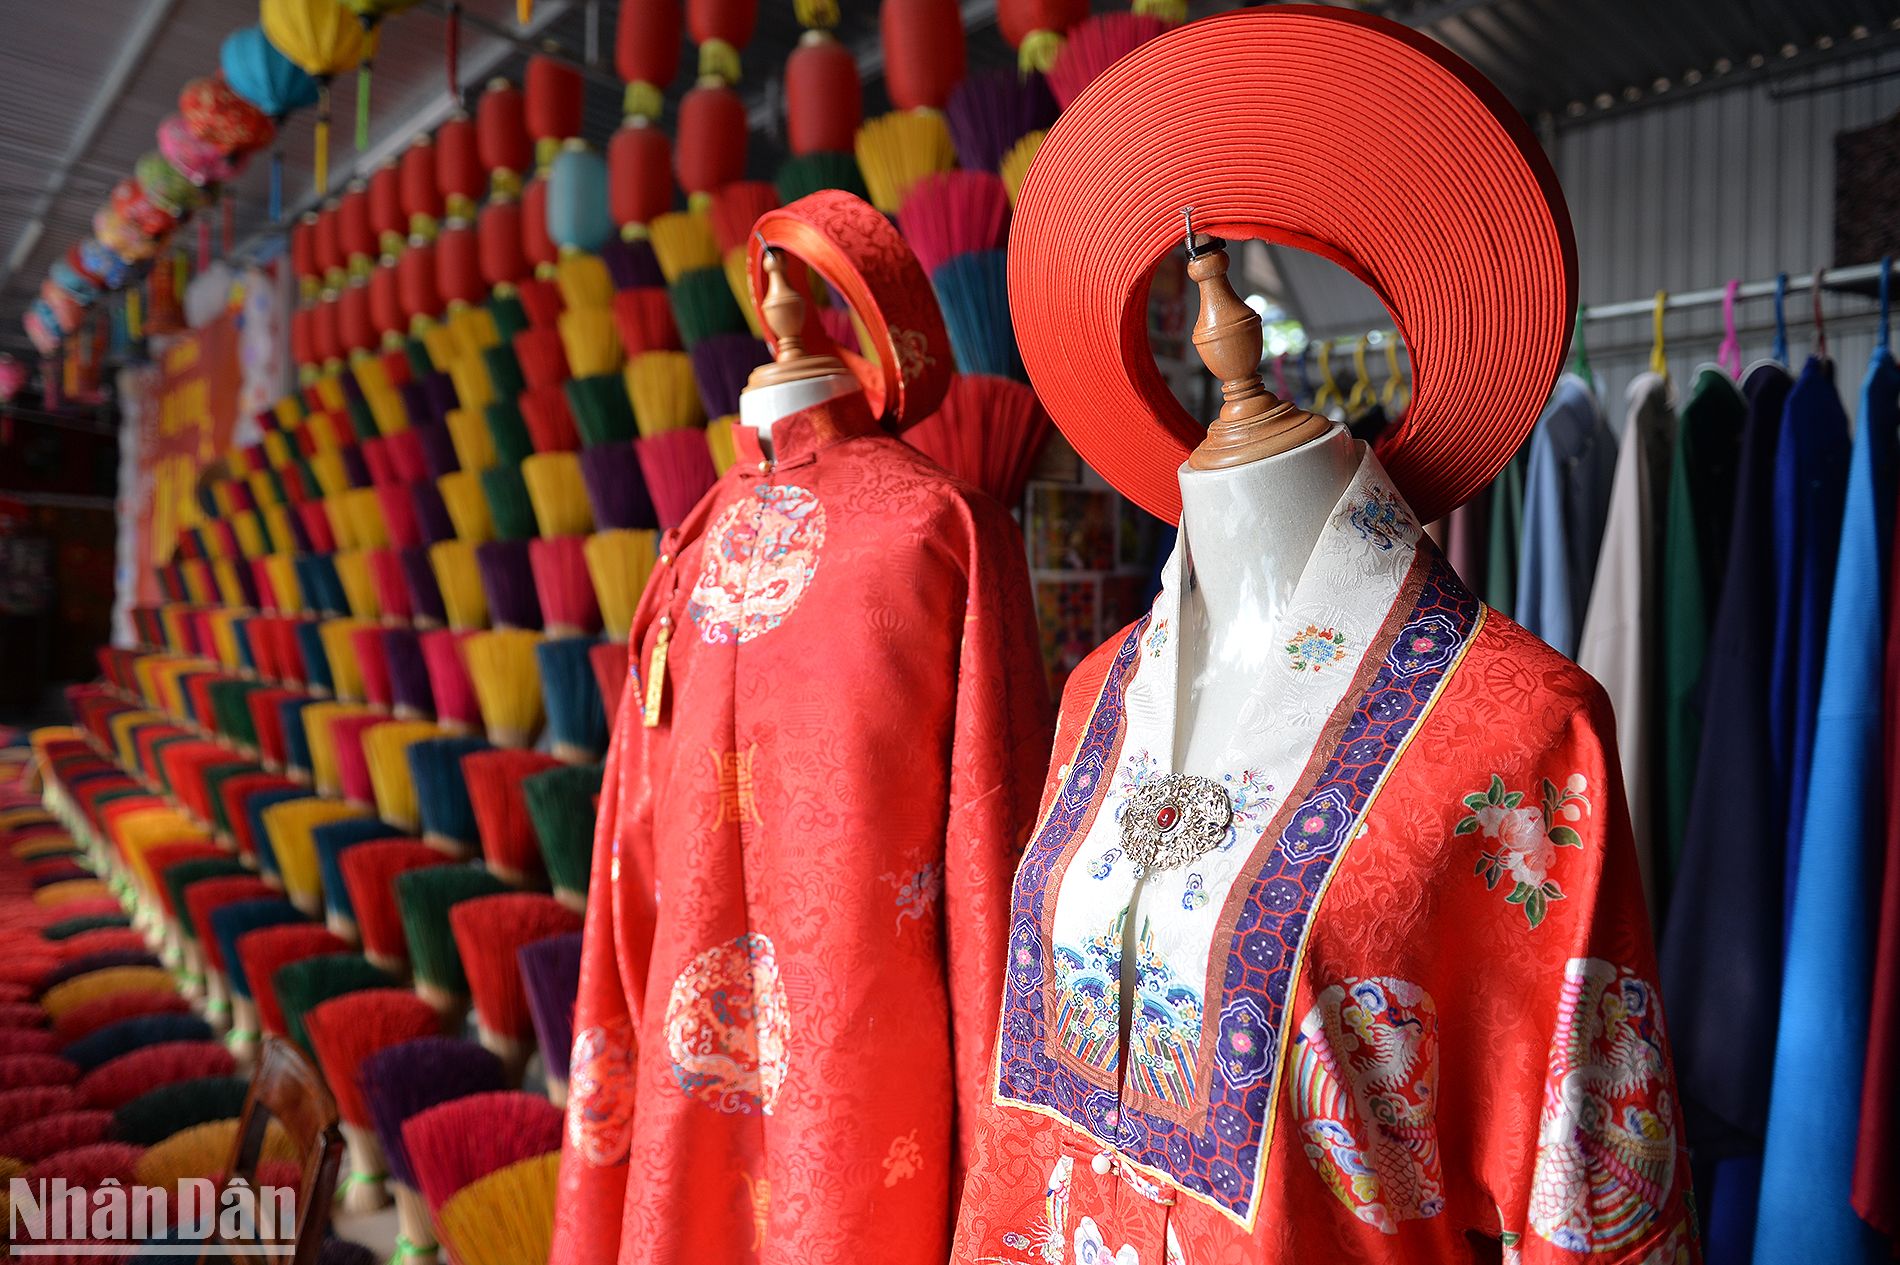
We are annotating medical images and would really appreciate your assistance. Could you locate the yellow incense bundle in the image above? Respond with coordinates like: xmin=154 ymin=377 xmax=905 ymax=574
xmin=559 ymin=307 xmax=624 ymax=379
xmin=583 ymin=530 xmax=660 ymax=642
xmin=447 ymin=409 xmax=499 ymax=474
xmin=1001 ymin=130 xmax=1047 ymax=205
xmin=33 ymin=878 xmax=110 ymax=907
xmin=350 ymin=354 xmax=409 ymax=436
xmin=303 ymin=701 xmax=378 ymax=799
xmin=333 ymin=552 xmax=382 ymax=622
xmin=555 ymin=251 xmax=614 ymax=312
xmin=449 ymin=304 xmax=501 ymax=361
xmin=324 ymin=495 xmax=360 ymax=552
xmin=648 ymin=211 xmax=719 ymax=283
xmin=855 ymin=110 xmax=957 ymax=213
xmin=318 ymin=618 xmax=376 ymax=702
xmin=438 ymin=472 xmax=496 ymax=544
xmin=364 ymin=720 xmax=445 ymax=835
xmin=422 ymin=323 xmax=461 ymax=376
xmin=429 ymin=541 xmax=490 ymax=631
xmin=135 ymin=1119 xmax=299 ymax=1191
xmin=463 ymin=630 xmax=545 ymax=749
xmin=231 ymin=511 xmax=268 ymax=560
xmin=449 ymin=359 xmax=495 ymax=414
xmin=521 ymin=453 xmax=594 ymax=539
xmin=309 ymin=449 xmax=350 ymax=498
xmin=40 ymin=966 xmax=176 ymax=1020
xmin=722 ymin=248 xmax=764 ymax=338
xmin=263 ymin=797 xmax=369 ymax=914
xmin=705 ymin=417 xmax=739 ymax=477
xmin=626 ymin=352 xmax=706 ymax=438
xmin=436 ymin=1153 xmax=560 ymax=1265
xmin=347 ymin=488 xmax=391 ymax=551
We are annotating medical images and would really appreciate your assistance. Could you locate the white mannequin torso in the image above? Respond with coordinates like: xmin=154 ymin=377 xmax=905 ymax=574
xmin=1173 ymin=422 xmax=1360 ymax=771
xmin=738 ymin=372 xmax=864 ymax=457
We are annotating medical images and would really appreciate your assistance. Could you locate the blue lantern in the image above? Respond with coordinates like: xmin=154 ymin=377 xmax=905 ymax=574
xmin=548 ymin=141 xmax=613 ymax=255
xmin=221 ymin=24 xmax=321 ymax=119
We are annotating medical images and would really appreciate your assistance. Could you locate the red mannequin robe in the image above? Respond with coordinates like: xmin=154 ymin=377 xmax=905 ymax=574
xmin=552 ymin=390 xmax=1053 ymax=1264
xmin=953 ymin=453 xmax=1697 ymax=1264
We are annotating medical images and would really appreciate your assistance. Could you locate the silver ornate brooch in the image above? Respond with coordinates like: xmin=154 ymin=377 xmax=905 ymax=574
xmin=1120 ymin=773 xmax=1234 ymax=870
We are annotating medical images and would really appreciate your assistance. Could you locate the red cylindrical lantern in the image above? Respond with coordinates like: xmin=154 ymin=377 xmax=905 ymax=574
xmin=998 ymin=0 xmax=1088 ymax=71
xmin=369 ymin=162 xmax=405 ymax=260
xmin=785 ymin=31 xmax=861 ymax=156
xmin=477 ymin=78 xmax=533 ymax=198
xmin=338 ymin=282 xmax=375 ymax=354
xmin=290 ymin=305 xmax=313 ymax=368
xmin=398 ymin=241 xmax=439 ymax=325
xmin=435 ymin=114 xmax=484 ymax=225
xmin=521 ymin=178 xmax=558 ymax=273
xmin=881 ymin=0 xmax=966 ymax=111
xmin=339 ymin=183 xmax=375 ymax=279
xmin=689 ymin=0 xmax=757 ymax=83
xmin=312 ymin=296 xmax=341 ymax=366
xmin=675 ymin=83 xmax=747 ymax=201
xmin=314 ymin=205 xmax=345 ymax=291
xmin=609 ymin=121 xmax=673 ymax=233
xmin=525 ymin=57 xmax=583 ymax=169
xmin=436 ymin=224 xmax=484 ymax=308
xmin=369 ymin=262 xmax=404 ymax=343
xmin=616 ymin=0 xmax=682 ymax=120
xmin=479 ymin=199 xmax=527 ymax=289
xmin=292 ymin=213 xmax=320 ymax=301
xmin=400 ymin=138 xmax=443 ymax=241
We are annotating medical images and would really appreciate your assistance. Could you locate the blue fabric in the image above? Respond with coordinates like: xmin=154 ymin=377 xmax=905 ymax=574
xmin=1753 ymin=350 xmax=1900 ymax=1264
xmin=1662 ymin=365 xmax=1793 ymax=1264
xmin=1769 ymin=359 xmax=1852 ymax=927
xmin=1514 ymin=374 xmax=1615 ymax=657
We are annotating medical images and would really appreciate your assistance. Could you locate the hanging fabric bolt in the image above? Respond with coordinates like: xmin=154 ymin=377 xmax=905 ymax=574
xmin=1812 ymin=264 xmax=1829 ymax=361
xmin=1773 ymin=271 xmax=1789 ymax=364
xmin=1649 ymin=289 xmax=1667 ymax=379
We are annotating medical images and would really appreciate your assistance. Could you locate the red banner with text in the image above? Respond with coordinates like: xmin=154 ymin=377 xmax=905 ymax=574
xmin=134 ymin=312 xmax=240 ymax=604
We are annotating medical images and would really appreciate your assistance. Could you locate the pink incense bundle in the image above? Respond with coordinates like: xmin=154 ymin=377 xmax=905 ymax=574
xmin=818 ymin=303 xmax=859 ymax=353
xmin=589 ymin=641 xmax=629 ymax=726
xmin=329 ymin=712 xmax=388 ymax=810
xmin=351 ymin=626 xmax=396 ymax=712
xmin=401 ymin=1090 xmax=564 ymax=1214
xmin=898 ymin=170 xmax=1011 ymax=274
xmin=513 ymin=327 xmax=569 ymax=391
xmin=339 ymin=841 xmax=453 ymax=973
xmin=709 ymin=181 xmax=780 ymax=255
xmin=375 ymin=485 xmax=423 ymax=549
xmin=520 ymin=385 xmax=581 ymax=453
xmin=528 ymin=536 xmax=601 ymax=637
xmin=903 ymin=373 xmax=1052 ymax=508
xmin=368 ymin=550 xmax=416 ymax=624
xmin=635 ymin=430 xmax=720 ymax=529
xmin=420 ymin=630 xmax=482 ymax=733
xmin=386 ymin=428 xmax=429 ymax=484
xmin=462 ymin=749 xmax=560 ymax=886
xmin=1046 ymin=12 xmax=1170 ymax=109
xmin=235 ymin=924 xmax=348 ymax=1039
xmin=450 ymin=894 xmax=583 ymax=1072
xmin=611 ymin=288 xmax=682 ymax=355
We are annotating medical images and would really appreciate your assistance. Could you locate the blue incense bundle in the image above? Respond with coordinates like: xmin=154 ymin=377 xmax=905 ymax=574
xmin=277 ymin=697 xmax=317 ymax=780
xmin=578 ymin=442 xmax=658 ymax=531
xmin=475 ymin=540 xmax=543 ymax=630
xmin=535 ymin=637 xmax=607 ymax=764
xmin=61 ymin=1013 xmax=216 ymax=1073
xmin=242 ymin=786 xmax=307 ymax=877
xmin=382 ymin=628 xmax=435 ymax=717
xmin=295 ymin=555 xmax=349 ymax=618
xmin=294 ymin=621 xmax=335 ymax=694
xmin=406 ymin=736 xmax=493 ymax=856
xmin=415 ymin=422 xmax=460 ymax=481
xmin=933 ymin=250 xmax=1023 ymax=380
xmin=399 ymin=547 xmax=449 ymax=626
xmin=209 ymin=900 xmax=307 ymax=1003
xmin=313 ymin=816 xmax=405 ymax=936
xmin=689 ymin=333 xmax=771 ymax=421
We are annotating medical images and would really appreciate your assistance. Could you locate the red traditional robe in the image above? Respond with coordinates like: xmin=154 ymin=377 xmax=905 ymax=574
xmin=953 ymin=452 xmax=1698 ymax=1265
xmin=552 ymin=391 xmax=1053 ymax=1264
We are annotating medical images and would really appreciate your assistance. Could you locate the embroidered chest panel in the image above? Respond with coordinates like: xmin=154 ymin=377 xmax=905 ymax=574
xmin=995 ymin=554 xmax=1481 ymax=1225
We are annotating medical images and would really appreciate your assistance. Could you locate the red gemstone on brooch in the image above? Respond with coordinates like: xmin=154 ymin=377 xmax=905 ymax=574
xmin=1155 ymin=804 xmax=1180 ymax=831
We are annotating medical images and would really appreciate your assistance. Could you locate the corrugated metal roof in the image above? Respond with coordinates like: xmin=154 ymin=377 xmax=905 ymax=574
xmin=3 ymin=0 xmax=1896 ymax=354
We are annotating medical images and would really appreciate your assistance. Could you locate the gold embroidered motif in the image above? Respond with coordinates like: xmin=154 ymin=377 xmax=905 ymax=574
xmin=709 ymin=744 xmax=764 ymax=826
xmin=890 ymin=327 xmax=934 ymax=383
xmin=740 ymin=1171 xmax=769 ymax=1250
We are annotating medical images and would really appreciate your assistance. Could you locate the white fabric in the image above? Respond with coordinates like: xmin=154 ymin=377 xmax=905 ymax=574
xmin=1576 ymin=371 xmax=1676 ymax=913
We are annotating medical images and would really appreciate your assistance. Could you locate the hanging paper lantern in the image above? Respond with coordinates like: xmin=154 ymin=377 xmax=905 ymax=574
xmin=181 ymin=75 xmax=276 ymax=154
xmin=50 ymin=260 xmax=99 ymax=308
xmin=435 ymin=114 xmax=484 ymax=225
xmin=400 ymin=137 xmax=443 ymax=242
xmin=338 ymin=282 xmax=376 ymax=354
xmin=675 ymin=84 xmax=747 ymax=205
xmin=312 ymin=293 xmax=342 ymax=366
xmin=292 ymin=212 xmax=321 ymax=300
xmin=525 ymin=56 xmax=583 ymax=170
xmin=135 ymin=151 xmax=203 ymax=219
xmin=881 ymin=0 xmax=965 ymax=112
xmin=998 ymin=0 xmax=1088 ymax=73
xmin=476 ymin=78 xmax=533 ymax=199
xmin=688 ymin=0 xmax=757 ymax=86
xmin=369 ymin=161 xmax=404 ymax=260
xmin=549 ymin=142 xmax=613 ymax=255
xmin=93 ymin=206 xmax=157 ymax=263
xmin=785 ymin=31 xmax=860 ymax=156
xmin=369 ymin=262 xmax=404 ymax=344
xmin=616 ymin=0 xmax=682 ymax=123
xmin=221 ymin=25 xmax=322 ymax=119
xmin=522 ymin=178 xmax=559 ymax=276
xmin=609 ymin=122 xmax=672 ymax=238
xmin=479 ymin=200 xmax=528 ymax=290
xmin=159 ymin=115 xmax=243 ymax=186
xmin=437 ymin=224 xmax=485 ymax=308
xmin=339 ymin=181 xmax=375 ymax=278
xmin=398 ymin=240 xmax=439 ymax=326
xmin=111 ymin=178 xmax=176 ymax=239
xmin=260 ymin=0 xmax=372 ymax=194
xmin=23 ymin=305 xmax=60 ymax=357
xmin=41 ymin=280 xmax=83 ymax=334
xmin=314 ymin=202 xmax=347 ymax=291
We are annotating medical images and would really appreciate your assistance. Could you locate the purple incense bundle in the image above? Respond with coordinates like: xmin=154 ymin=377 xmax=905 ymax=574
xmin=578 ymin=443 xmax=658 ymax=531
xmin=600 ymin=237 xmax=665 ymax=291
xmin=422 ymin=371 xmax=460 ymax=421
xmin=415 ymin=423 xmax=460 ymax=481
xmin=382 ymin=628 xmax=435 ymax=719
xmin=340 ymin=444 xmax=372 ymax=490
xmin=689 ymin=334 xmax=771 ymax=421
xmin=475 ymin=540 xmax=544 ymax=631
xmin=360 ymin=1036 xmax=507 ymax=1189
xmin=229 ymin=562 xmax=261 ymax=610
xmin=947 ymin=69 xmax=1059 ymax=175
xmin=408 ymin=479 xmax=456 ymax=545
xmin=635 ymin=430 xmax=720 ymax=530
xmin=399 ymin=547 xmax=448 ymax=626
xmin=399 ymin=381 xmax=434 ymax=430
xmin=516 ymin=932 xmax=583 ymax=1104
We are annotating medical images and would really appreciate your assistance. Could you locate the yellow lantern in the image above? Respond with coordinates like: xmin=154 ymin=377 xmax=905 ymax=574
xmin=260 ymin=0 xmax=373 ymax=193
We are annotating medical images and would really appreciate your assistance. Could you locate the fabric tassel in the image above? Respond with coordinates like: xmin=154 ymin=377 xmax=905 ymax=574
xmin=269 ymin=149 xmax=284 ymax=224
xmin=357 ymin=64 xmax=372 ymax=153
xmin=445 ymin=3 xmax=460 ymax=97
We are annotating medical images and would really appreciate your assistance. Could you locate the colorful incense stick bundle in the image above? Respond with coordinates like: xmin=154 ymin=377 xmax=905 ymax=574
xmin=76 ymin=1040 xmax=235 ymax=1110
xmin=311 ymin=816 xmax=403 ymax=940
xmin=578 ymin=442 xmax=657 ymax=531
xmin=209 ymin=899 xmax=310 ymax=1061
xmin=581 ymin=529 xmax=659 ymax=642
xmin=429 ymin=540 xmax=490 ymax=631
xmin=528 ymin=536 xmax=601 ymax=637
xmin=382 ymin=628 xmax=435 ymax=718
xmin=305 ymin=988 xmax=441 ymax=1213
xmin=463 ymin=630 xmax=545 ymax=748
xmin=522 ymin=762 xmax=603 ymax=912
xmin=361 ymin=1036 xmax=507 ymax=1262
xmin=689 ymin=333 xmax=770 ymax=420
xmin=406 ymin=736 xmax=493 ymax=856
xmin=261 ymin=798 xmax=368 ymax=916
xmin=273 ymin=952 xmax=391 ymax=1053
xmin=462 ymin=750 xmax=559 ymax=886
xmin=634 ymin=430 xmax=719 ymax=529
xmin=363 ymin=720 xmax=444 ymax=835
xmin=402 ymin=1090 xmax=563 ymax=1215
xmin=400 ymin=546 xmax=450 ymax=627
xmin=479 ymin=465 xmax=538 ymax=541
xmin=61 ymin=1013 xmax=214 ymax=1074
xmin=535 ymin=637 xmax=607 ymax=763
xmin=394 ymin=865 xmax=509 ymax=1021
xmin=589 ymin=640 xmax=631 ymax=724
xmin=111 ymin=1073 xmax=249 ymax=1145
xmin=338 ymin=841 xmax=453 ymax=975
xmin=475 ymin=539 xmax=544 ymax=630
xmin=625 ymin=351 xmax=705 ymax=438
xmin=449 ymin=894 xmax=582 ymax=1079
xmin=235 ymin=923 xmax=347 ymax=1042
xmin=435 ymin=1152 xmax=560 ymax=1265
xmin=420 ymin=630 xmax=481 ymax=732
xmin=515 ymin=931 xmax=582 ymax=1105
xmin=520 ymin=451 xmax=594 ymax=538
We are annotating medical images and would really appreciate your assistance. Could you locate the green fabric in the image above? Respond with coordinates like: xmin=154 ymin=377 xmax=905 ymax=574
xmin=1483 ymin=447 xmax=1528 ymax=612
xmin=1658 ymin=367 xmax=1748 ymax=890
